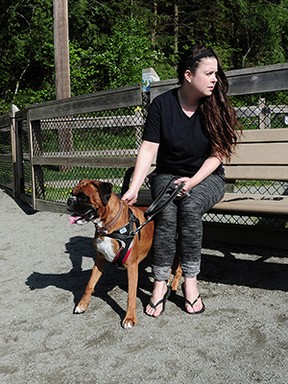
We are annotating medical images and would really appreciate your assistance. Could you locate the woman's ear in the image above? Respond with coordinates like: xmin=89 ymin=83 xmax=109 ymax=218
xmin=184 ymin=69 xmax=193 ymax=83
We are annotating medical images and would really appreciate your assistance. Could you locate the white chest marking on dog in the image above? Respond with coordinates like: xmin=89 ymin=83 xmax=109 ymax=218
xmin=95 ymin=237 xmax=118 ymax=263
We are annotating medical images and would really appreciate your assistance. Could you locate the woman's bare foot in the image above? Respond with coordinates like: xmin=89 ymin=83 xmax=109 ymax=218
xmin=182 ymin=277 xmax=205 ymax=314
xmin=145 ymin=280 xmax=170 ymax=317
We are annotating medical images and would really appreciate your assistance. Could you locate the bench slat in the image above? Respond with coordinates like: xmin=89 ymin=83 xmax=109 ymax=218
xmin=229 ymin=142 xmax=288 ymax=165
xmin=225 ymin=165 xmax=288 ymax=180
xmin=239 ymin=128 xmax=288 ymax=143
xmin=211 ymin=193 xmax=288 ymax=217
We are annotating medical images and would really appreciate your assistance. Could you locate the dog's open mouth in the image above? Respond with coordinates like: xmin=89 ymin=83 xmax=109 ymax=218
xmin=69 ymin=214 xmax=90 ymax=225
xmin=68 ymin=208 xmax=98 ymax=225
xmin=67 ymin=195 xmax=98 ymax=225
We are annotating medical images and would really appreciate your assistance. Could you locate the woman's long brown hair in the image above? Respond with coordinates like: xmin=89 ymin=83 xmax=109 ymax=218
xmin=177 ymin=45 xmax=241 ymax=161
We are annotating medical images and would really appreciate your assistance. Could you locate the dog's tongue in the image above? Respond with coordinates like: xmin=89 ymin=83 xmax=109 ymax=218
xmin=69 ymin=215 xmax=89 ymax=225
xmin=69 ymin=215 xmax=81 ymax=225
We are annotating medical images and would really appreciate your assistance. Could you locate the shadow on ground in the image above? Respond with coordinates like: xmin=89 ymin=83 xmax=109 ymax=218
xmin=25 ymin=236 xmax=288 ymax=323
xmin=25 ymin=236 xmax=153 ymax=323
xmin=201 ymin=241 xmax=288 ymax=291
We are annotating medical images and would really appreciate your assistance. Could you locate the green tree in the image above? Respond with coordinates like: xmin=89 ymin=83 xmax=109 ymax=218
xmin=0 ymin=0 xmax=55 ymax=111
xmin=98 ymin=18 xmax=174 ymax=89
xmin=1 ymin=0 xmax=288 ymax=114
xmin=225 ymin=0 xmax=288 ymax=67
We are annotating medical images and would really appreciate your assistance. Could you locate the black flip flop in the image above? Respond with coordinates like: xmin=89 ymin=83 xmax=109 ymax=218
xmin=147 ymin=285 xmax=171 ymax=317
xmin=182 ymin=283 xmax=205 ymax=315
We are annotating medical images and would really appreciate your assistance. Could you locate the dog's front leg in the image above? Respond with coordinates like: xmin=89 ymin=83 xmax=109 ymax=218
xmin=122 ymin=262 xmax=138 ymax=329
xmin=170 ymin=254 xmax=182 ymax=292
xmin=74 ymin=257 xmax=106 ymax=314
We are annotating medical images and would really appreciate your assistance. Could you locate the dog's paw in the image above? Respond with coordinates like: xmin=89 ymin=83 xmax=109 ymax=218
xmin=74 ymin=305 xmax=87 ymax=314
xmin=122 ymin=317 xmax=137 ymax=329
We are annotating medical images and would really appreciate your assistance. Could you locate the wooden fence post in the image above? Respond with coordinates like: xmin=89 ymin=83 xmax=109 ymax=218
xmin=13 ymin=111 xmax=26 ymax=200
xmin=10 ymin=104 xmax=19 ymax=198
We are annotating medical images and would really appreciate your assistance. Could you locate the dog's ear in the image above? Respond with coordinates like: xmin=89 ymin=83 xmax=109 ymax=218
xmin=93 ymin=181 xmax=113 ymax=205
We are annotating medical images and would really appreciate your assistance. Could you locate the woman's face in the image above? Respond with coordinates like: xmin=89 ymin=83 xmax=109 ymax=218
xmin=185 ymin=57 xmax=218 ymax=98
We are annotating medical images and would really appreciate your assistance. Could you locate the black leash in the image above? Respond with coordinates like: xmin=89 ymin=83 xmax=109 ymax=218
xmin=131 ymin=180 xmax=185 ymax=236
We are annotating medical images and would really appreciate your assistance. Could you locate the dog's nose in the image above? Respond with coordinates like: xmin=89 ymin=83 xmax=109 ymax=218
xmin=67 ymin=196 xmax=76 ymax=206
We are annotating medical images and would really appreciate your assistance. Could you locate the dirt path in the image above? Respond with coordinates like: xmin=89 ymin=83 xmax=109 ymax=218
xmin=0 ymin=189 xmax=287 ymax=384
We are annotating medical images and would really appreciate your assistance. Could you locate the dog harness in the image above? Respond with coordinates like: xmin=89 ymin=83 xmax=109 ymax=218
xmin=95 ymin=208 xmax=141 ymax=267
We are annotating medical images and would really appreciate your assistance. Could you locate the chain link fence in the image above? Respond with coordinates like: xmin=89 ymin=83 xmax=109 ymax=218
xmin=0 ymin=119 xmax=13 ymax=189
xmin=32 ymin=105 xmax=145 ymax=204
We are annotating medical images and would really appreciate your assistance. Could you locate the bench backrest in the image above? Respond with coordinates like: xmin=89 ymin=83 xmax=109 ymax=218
xmin=224 ymin=128 xmax=288 ymax=181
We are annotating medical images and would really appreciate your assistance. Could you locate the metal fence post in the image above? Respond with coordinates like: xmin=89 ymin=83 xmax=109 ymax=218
xmin=141 ymin=67 xmax=160 ymax=122
xmin=141 ymin=70 xmax=151 ymax=121
xmin=259 ymin=98 xmax=271 ymax=129
xmin=141 ymin=68 xmax=160 ymax=166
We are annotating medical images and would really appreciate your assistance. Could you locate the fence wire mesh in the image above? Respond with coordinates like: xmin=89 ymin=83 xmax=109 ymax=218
xmin=32 ymin=106 xmax=144 ymax=203
xmin=0 ymin=126 xmax=13 ymax=188
xmin=231 ymin=91 xmax=288 ymax=130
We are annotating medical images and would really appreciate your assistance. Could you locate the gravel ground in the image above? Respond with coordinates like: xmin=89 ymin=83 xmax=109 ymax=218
xmin=0 ymin=189 xmax=287 ymax=384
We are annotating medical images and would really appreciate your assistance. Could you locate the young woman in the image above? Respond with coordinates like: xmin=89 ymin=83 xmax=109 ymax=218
xmin=122 ymin=45 xmax=240 ymax=317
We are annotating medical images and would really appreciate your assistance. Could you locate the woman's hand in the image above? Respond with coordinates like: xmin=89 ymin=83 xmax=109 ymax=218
xmin=174 ymin=177 xmax=192 ymax=195
xmin=174 ymin=154 xmax=223 ymax=196
xmin=121 ymin=188 xmax=138 ymax=205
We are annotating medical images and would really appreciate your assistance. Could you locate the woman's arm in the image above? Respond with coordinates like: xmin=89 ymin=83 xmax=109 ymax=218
xmin=122 ymin=140 xmax=159 ymax=205
xmin=175 ymin=153 xmax=223 ymax=193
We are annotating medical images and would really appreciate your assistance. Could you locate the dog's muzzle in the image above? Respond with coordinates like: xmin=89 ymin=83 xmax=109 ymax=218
xmin=67 ymin=195 xmax=78 ymax=209
xmin=67 ymin=196 xmax=98 ymax=223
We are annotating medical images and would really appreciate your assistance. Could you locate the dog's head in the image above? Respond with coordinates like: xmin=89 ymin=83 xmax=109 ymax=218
xmin=67 ymin=179 xmax=113 ymax=224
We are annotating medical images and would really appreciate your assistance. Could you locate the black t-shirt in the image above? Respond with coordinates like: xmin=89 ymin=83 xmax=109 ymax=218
xmin=143 ymin=88 xmax=213 ymax=177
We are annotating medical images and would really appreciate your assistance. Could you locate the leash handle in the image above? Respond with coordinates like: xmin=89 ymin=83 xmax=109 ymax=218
xmin=131 ymin=179 xmax=185 ymax=236
xmin=144 ymin=180 xmax=185 ymax=219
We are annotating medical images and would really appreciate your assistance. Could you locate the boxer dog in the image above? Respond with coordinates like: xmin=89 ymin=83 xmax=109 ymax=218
xmin=67 ymin=179 xmax=150 ymax=328
xmin=67 ymin=179 xmax=182 ymax=328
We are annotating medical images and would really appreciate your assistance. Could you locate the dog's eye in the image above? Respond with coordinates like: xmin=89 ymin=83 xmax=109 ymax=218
xmin=76 ymin=193 xmax=90 ymax=203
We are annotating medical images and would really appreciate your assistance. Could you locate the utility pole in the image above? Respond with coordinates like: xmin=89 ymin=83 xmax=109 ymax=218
xmin=53 ymin=0 xmax=72 ymax=156
xmin=53 ymin=0 xmax=71 ymax=99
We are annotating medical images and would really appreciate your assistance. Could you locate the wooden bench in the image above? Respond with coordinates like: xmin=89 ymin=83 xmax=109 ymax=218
xmin=209 ymin=128 xmax=288 ymax=217
xmin=122 ymin=128 xmax=288 ymax=218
